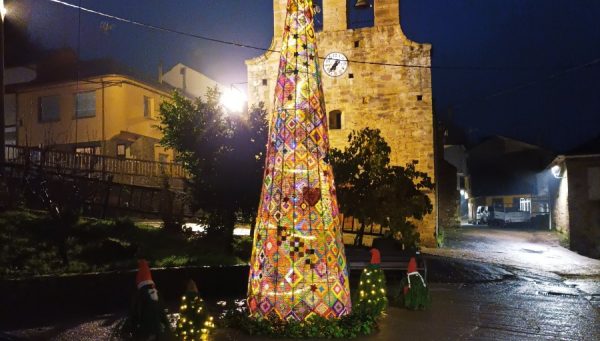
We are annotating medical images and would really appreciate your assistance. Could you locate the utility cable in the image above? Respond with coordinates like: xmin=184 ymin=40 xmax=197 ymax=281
xmin=47 ymin=0 xmax=583 ymax=71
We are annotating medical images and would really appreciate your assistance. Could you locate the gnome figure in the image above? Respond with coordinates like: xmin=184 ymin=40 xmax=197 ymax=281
xmin=355 ymin=248 xmax=388 ymax=317
xmin=401 ymin=257 xmax=431 ymax=310
xmin=124 ymin=259 xmax=172 ymax=340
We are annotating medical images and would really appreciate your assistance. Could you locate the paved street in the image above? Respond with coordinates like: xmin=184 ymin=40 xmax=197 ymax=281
xmin=424 ymin=225 xmax=600 ymax=277
xmin=4 ymin=226 xmax=600 ymax=340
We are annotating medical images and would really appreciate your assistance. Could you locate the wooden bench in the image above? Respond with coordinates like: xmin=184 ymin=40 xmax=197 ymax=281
xmin=346 ymin=247 xmax=428 ymax=280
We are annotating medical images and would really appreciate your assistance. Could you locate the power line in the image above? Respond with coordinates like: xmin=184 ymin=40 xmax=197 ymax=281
xmin=451 ymin=57 xmax=600 ymax=110
xmin=47 ymin=0 xmax=580 ymax=71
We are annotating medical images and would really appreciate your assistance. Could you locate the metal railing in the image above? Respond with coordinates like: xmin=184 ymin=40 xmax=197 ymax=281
xmin=4 ymin=145 xmax=187 ymax=179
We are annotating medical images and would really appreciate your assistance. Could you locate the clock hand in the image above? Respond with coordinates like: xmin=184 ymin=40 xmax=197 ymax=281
xmin=329 ymin=60 xmax=340 ymax=72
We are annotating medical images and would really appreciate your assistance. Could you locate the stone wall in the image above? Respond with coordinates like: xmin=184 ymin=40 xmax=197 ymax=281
xmin=247 ymin=0 xmax=437 ymax=246
xmin=439 ymin=160 xmax=460 ymax=229
xmin=565 ymin=157 xmax=600 ymax=258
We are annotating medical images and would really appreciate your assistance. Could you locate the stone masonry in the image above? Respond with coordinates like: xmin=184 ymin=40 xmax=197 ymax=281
xmin=246 ymin=0 xmax=437 ymax=246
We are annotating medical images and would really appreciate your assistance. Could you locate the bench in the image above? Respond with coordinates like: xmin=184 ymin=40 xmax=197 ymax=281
xmin=345 ymin=246 xmax=428 ymax=280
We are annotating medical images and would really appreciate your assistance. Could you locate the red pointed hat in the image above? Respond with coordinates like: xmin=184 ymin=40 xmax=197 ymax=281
xmin=407 ymin=257 xmax=417 ymax=273
xmin=369 ymin=248 xmax=381 ymax=265
xmin=136 ymin=259 xmax=155 ymax=289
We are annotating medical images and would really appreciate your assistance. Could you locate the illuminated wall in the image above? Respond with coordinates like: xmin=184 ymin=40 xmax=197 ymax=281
xmin=247 ymin=0 xmax=437 ymax=246
xmin=247 ymin=0 xmax=351 ymax=321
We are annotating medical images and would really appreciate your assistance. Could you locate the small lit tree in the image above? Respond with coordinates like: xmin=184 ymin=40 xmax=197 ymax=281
xmin=355 ymin=249 xmax=387 ymax=317
xmin=175 ymin=280 xmax=215 ymax=340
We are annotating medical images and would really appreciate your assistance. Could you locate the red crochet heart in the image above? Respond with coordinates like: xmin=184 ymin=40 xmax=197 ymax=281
xmin=302 ymin=187 xmax=321 ymax=206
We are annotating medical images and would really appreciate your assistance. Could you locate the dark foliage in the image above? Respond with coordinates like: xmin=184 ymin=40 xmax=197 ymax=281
xmin=157 ymin=90 xmax=268 ymax=251
xmin=330 ymin=128 xmax=434 ymax=249
xmin=220 ymin=300 xmax=378 ymax=339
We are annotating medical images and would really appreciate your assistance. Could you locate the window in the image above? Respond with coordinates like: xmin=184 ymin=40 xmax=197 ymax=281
xmin=76 ymin=146 xmax=100 ymax=155
xmin=262 ymin=79 xmax=268 ymax=86
xmin=117 ymin=144 xmax=127 ymax=158
xmin=519 ymin=198 xmax=532 ymax=212
xmin=347 ymin=1 xmax=374 ymax=29
xmin=75 ymin=91 xmax=96 ymax=118
xmin=143 ymin=96 xmax=154 ymax=118
xmin=313 ymin=0 xmax=323 ymax=32
xmin=417 ymin=95 xmax=423 ymax=101
xmin=5 ymin=126 xmax=16 ymax=146
xmin=354 ymin=40 xmax=360 ymax=48
xmin=329 ymin=110 xmax=342 ymax=130
xmin=38 ymin=96 xmax=60 ymax=122
xmin=349 ymin=73 xmax=354 ymax=79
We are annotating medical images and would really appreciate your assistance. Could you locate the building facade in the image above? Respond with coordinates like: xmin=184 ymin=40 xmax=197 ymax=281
xmin=246 ymin=0 xmax=437 ymax=246
xmin=466 ymin=136 xmax=554 ymax=224
xmin=549 ymin=141 xmax=600 ymax=258
xmin=161 ymin=63 xmax=226 ymax=100
xmin=11 ymin=74 xmax=174 ymax=162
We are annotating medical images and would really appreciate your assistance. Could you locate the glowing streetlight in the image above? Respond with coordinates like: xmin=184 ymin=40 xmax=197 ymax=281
xmin=220 ymin=86 xmax=247 ymax=114
xmin=551 ymin=165 xmax=562 ymax=179
xmin=0 ymin=0 xmax=5 ymax=21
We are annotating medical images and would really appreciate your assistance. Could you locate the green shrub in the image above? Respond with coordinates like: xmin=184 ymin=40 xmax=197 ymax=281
xmin=233 ymin=236 xmax=253 ymax=261
xmin=220 ymin=301 xmax=378 ymax=339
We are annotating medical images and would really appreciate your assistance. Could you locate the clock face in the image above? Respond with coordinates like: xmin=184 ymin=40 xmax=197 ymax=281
xmin=323 ymin=52 xmax=348 ymax=77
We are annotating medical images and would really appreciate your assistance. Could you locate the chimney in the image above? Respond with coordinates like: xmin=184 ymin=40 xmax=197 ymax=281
xmin=374 ymin=0 xmax=399 ymax=27
xmin=180 ymin=66 xmax=187 ymax=91
xmin=158 ymin=61 xmax=163 ymax=84
xmin=323 ymin=0 xmax=347 ymax=31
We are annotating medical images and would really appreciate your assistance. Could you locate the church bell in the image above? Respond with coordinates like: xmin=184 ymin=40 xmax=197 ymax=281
xmin=354 ymin=0 xmax=371 ymax=9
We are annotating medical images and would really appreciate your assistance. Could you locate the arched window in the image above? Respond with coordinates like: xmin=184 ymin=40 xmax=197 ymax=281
xmin=347 ymin=1 xmax=374 ymax=29
xmin=329 ymin=110 xmax=342 ymax=130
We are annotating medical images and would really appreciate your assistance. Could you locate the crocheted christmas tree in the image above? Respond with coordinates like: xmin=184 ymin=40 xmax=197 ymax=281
xmin=247 ymin=0 xmax=351 ymax=321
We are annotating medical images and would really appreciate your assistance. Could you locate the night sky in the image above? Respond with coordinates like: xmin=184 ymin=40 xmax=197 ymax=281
xmin=7 ymin=0 xmax=600 ymax=152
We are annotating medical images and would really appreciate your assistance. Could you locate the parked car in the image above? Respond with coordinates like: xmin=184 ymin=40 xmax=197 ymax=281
xmin=476 ymin=205 xmax=491 ymax=224
xmin=476 ymin=205 xmax=531 ymax=225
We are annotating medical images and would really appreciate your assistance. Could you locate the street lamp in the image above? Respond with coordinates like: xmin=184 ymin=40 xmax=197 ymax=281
xmin=551 ymin=165 xmax=563 ymax=179
xmin=220 ymin=85 xmax=247 ymax=114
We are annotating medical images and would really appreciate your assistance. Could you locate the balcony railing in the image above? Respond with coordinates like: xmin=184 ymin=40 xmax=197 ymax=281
xmin=4 ymin=145 xmax=187 ymax=179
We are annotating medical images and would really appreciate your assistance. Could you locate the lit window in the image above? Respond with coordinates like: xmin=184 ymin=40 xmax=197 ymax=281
xmin=143 ymin=96 xmax=154 ymax=118
xmin=117 ymin=144 xmax=126 ymax=157
xmin=75 ymin=146 xmax=99 ymax=155
xmin=329 ymin=110 xmax=342 ymax=130
xmin=75 ymin=91 xmax=96 ymax=118
xmin=39 ymin=96 xmax=60 ymax=122
xmin=519 ymin=198 xmax=531 ymax=212
xmin=5 ymin=126 xmax=16 ymax=146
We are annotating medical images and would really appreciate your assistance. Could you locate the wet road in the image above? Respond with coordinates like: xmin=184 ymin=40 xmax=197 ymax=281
xmin=4 ymin=225 xmax=600 ymax=340
xmin=11 ymin=277 xmax=597 ymax=341
xmin=424 ymin=225 xmax=600 ymax=277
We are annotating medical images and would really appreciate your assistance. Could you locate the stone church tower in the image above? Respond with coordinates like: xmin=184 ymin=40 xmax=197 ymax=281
xmin=246 ymin=0 xmax=437 ymax=247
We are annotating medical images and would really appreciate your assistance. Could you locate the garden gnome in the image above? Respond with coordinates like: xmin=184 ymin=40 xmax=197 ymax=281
xmin=125 ymin=259 xmax=172 ymax=340
xmin=356 ymin=248 xmax=387 ymax=316
xmin=402 ymin=256 xmax=430 ymax=310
